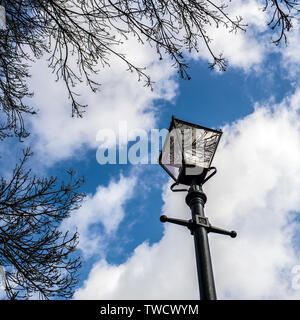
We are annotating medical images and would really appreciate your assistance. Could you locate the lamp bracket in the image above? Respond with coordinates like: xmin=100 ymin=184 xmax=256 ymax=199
xmin=169 ymin=167 xmax=218 ymax=193
xmin=170 ymin=182 xmax=189 ymax=192
xmin=202 ymin=167 xmax=217 ymax=185
xmin=160 ymin=214 xmax=237 ymax=238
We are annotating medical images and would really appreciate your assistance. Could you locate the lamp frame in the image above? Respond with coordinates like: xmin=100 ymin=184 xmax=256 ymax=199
xmin=158 ymin=116 xmax=222 ymax=187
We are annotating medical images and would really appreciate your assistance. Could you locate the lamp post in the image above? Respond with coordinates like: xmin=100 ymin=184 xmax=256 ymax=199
xmin=158 ymin=116 xmax=237 ymax=300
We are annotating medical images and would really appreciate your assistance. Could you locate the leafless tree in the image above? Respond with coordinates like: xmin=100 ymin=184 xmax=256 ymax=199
xmin=0 ymin=0 xmax=298 ymax=301
xmin=264 ymin=0 xmax=299 ymax=45
xmin=0 ymin=1 xmax=299 ymax=140
xmin=0 ymin=148 xmax=85 ymax=299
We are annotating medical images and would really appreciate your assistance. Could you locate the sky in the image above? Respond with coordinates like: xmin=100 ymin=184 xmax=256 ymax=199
xmin=2 ymin=0 xmax=300 ymax=299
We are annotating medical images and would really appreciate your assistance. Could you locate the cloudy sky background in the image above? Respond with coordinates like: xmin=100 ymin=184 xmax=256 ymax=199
xmin=2 ymin=0 xmax=300 ymax=299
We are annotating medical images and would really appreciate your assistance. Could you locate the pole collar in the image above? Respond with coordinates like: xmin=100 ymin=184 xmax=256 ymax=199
xmin=185 ymin=184 xmax=207 ymax=206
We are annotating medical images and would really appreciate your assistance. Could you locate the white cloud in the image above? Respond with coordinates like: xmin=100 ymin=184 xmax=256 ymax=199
xmin=188 ymin=0 xmax=269 ymax=71
xmin=62 ymin=175 xmax=136 ymax=257
xmin=24 ymin=0 xmax=299 ymax=169
xmin=279 ymin=20 xmax=300 ymax=79
xmin=75 ymin=89 xmax=300 ymax=300
xmin=190 ymin=0 xmax=300 ymax=79
xmin=24 ymin=0 xmax=284 ymax=168
xmin=26 ymin=35 xmax=177 ymax=166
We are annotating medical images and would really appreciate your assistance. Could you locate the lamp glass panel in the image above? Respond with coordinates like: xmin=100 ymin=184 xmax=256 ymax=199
xmin=173 ymin=120 xmax=221 ymax=169
xmin=160 ymin=128 xmax=183 ymax=180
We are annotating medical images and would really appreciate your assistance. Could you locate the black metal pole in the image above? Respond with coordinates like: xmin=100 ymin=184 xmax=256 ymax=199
xmin=185 ymin=184 xmax=217 ymax=300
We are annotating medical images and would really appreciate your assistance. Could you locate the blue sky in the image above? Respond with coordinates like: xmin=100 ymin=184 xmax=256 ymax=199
xmin=2 ymin=0 xmax=300 ymax=299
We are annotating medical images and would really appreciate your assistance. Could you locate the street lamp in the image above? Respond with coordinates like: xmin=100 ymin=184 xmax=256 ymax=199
xmin=159 ymin=116 xmax=236 ymax=300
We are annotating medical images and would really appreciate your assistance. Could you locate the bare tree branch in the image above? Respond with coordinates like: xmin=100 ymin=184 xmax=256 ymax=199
xmin=0 ymin=148 xmax=85 ymax=299
xmin=0 ymin=1 xmax=299 ymax=139
xmin=263 ymin=0 xmax=300 ymax=45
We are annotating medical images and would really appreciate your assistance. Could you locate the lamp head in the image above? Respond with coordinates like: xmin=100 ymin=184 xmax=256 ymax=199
xmin=159 ymin=116 xmax=222 ymax=187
